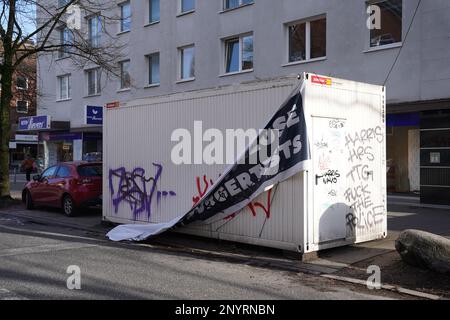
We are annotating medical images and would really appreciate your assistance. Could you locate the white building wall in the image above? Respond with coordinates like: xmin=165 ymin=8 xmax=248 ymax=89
xmin=37 ymin=0 xmax=450 ymax=129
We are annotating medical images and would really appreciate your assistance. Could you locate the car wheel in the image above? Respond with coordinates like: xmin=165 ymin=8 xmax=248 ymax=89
xmin=25 ymin=191 xmax=34 ymax=210
xmin=62 ymin=195 xmax=76 ymax=217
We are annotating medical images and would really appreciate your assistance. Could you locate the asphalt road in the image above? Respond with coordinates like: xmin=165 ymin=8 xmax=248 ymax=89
xmin=0 ymin=212 xmax=400 ymax=300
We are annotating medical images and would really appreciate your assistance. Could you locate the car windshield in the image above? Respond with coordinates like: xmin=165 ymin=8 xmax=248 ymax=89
xmin=77 ymin=165 xmax=102 ymax=177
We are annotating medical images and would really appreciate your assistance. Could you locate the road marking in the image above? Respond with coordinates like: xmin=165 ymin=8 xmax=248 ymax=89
xmin=0 ymin=243 xmax=98 ymax=258
xmin=0 ymin=223 xmax=106 ymax=243
xmin=0 ymin=288 xmax=27 ymax=300
xmin=321 ymin=274 xmax=444 ymax=300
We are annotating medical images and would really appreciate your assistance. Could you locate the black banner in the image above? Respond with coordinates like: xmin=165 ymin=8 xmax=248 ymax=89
xmin=180 ymin=88 xmax=310 ymax=225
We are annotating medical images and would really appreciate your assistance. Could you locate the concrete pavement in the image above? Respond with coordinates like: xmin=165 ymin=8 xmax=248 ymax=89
xmin=3 ymin=178 xmax=450 ymax=299
xmin=0 ymin=211 xmax=403 ymax=300
xmin=1 ymin=201 xmax=449 ymax=299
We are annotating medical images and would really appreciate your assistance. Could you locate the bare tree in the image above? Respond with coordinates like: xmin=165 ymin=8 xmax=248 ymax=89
xmin=0 ymin=0 xmax=126 ymax=200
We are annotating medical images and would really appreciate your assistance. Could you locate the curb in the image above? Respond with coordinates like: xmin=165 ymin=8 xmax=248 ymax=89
xmin=388 ymin=201 xmax=450 ymax=211
xmin=0 ymin=210 xmax=107 ymax=236
xmin=322 ymin=274 xmax=446 ymax=300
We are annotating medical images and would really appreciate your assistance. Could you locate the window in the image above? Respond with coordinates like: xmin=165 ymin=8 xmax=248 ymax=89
xmin=180 ymin=0 xmax=195 ymax=13
xmin=58 ymin=26 xmax=73 ymax=58
xmin=369 ymin=0 xmax=402 ymax=48
xmin=86 ymin=68 xmax=101 ymax=96
xmin=16 ymin=76 xmax=28 ymax=90
xmin=56 ymin=166 xmax=71 ymax=178
xmin=119 ymin=1 xmax=131 ymax=32
xmin=88 ymin=15 xmax=101 ymax=47
xmin=119 ymin=60 xmax=131 ymax=89
xmin=57 ymin=74 xmax=71 ymax=100
xmin=146 ymin=53 xmax=160 ymax=85
xmin=225 ymin=34 xmax=253 ymax=73
xmin=224 ymin=0 xmax=253 ymax=10
xmin=149 ymin=0 xmax=160 ymax=23
xmin=78 ymin=165 xmax=102 ymax=177
xmin=41 ymin=166 xmax=58 ymax=179
xmin=58 ymin=0 xmax=69 ymax=7
xmin=288 ymin=17 xmax=326 ymax=63
xmin=179 ymin=45 xmax=195 ymax=80
xmin=16 ymin=101 xmax=28 ymax=113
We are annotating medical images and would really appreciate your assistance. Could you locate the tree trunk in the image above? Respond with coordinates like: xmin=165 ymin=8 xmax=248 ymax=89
xmin=0 ymin=64 xmax=14 ymax=199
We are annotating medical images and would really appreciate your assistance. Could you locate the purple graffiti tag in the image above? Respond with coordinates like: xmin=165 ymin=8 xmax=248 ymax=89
xmin=109 ymin=163 xmax=176 ymax=220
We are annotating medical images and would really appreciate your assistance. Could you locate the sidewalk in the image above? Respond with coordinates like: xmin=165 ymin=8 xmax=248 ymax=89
xmin=1 ymin=202 xmax=449 ymax=299
xmin=388 ymin=194 xmax=450 ymax=210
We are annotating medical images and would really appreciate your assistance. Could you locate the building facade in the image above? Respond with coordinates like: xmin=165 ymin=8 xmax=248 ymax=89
xmin=36 ymin=0 xmax=450 ymax=204
xmin=1 ymin=43 xmax=38 ymax=170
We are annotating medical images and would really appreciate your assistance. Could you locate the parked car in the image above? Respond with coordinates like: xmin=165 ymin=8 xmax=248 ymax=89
xmin=22 ymin=162 xmax=102 ymax=216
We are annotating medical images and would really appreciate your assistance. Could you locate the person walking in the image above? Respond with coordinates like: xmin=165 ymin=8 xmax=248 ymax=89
xmin=21 ymin=155 xmax=35 ymax=182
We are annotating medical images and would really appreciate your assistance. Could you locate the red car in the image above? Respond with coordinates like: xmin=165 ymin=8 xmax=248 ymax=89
xmin=22 ymin=162 xmax=102 ymax=216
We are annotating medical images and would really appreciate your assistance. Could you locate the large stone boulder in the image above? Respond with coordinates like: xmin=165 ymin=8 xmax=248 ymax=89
xmin=395 ymin=229 xmax=450 ymax=274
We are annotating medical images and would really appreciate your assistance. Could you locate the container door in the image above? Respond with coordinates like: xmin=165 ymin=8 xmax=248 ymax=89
xmin=312 ymin=116 xmax=348 ymax=244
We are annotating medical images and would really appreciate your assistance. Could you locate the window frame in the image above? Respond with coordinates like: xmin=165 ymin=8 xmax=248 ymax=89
xmin=16 ymin=100 xmax=29 ymax=113
xmin=57 ymin=26 xmax=73 ymax=59
xmin=16 ymin=76 xmax=29 ymax=90
xmin=222 ymin=0 xmax=254 ymax=12
xmin=148 ymin=0 xmax=160 ymax=24
xmin=366 ymin=0 xmax=403 ymax=50
xmin=119 ymin=59 xmax=131 ymax=90
xmin=57 ymin=74 xmax=71 ymax=101
xmin=87 ymin=14 xmax=102 ymax=48
xmin=85 ymin=68 xmax=101 ymax=96
xmin=146 ymin=52 xmax=160 ymax=86
xmin=178 ymin=0 xmax=195 ymax=15
xmin=223 ymin=33 xmax=254 ymax=75
xmin=285 ymin=15 xmax=327 ymax=65
xmin=178 ymin=45 xmax=195 ymax=82
xmin=119 ymin=1 xmax=131 ymax=33
xmin=58 ymin=0 xmax=70 ymax=8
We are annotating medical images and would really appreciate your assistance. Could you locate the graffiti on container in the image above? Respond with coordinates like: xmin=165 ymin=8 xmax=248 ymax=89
xmin=344 ymin=183 xmax=384 ymax=233
xmin=328 ymin=189 xmax=337 ymax=197
xmin=329 ymin=119 xmax=345 ymax=129
xmin=193 ymin=175 xmax=272 ymax=219
xmin=318 ymin=154 xmax=331 ymax=171
xmin=314 ymin=139 xmax=329 ymax=150
xmin=346 ymin=206 xmax=384 ymax=232
xmin=344 ymin=126 xmax=385 ymax=235
xmin=345 ymin=126 xmax=383 ymax=163
xmin=346 ymin=164 xmax=374 ymax=183
xmin=316 ymin=170 xmax=340 ymax=185
xmin=109 ymin=164 xmax=176 ymax=220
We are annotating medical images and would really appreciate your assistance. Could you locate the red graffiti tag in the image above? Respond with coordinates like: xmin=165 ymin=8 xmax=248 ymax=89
xmin=192 ymin=175 xmax=272 ymax=220
xmin=192 ymin=175 xmax=214 ymax=204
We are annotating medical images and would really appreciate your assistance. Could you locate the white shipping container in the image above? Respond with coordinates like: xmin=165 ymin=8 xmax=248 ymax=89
xmin=103 ymin=73 xmax=387 ymax=253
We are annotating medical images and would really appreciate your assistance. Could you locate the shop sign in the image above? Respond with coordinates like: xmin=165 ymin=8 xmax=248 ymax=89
xmin=106 ymin=101 xmax=120 ymax=109
xmin=15 ymin=134 xmax=38 ymax=142
xmin=85 ymin=105 xmax=103 ymax=125
xmin=18 ymin=115 xmax=51 ymax=131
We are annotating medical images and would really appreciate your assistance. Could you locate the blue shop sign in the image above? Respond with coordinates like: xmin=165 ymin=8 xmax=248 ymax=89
xmin=86 ymin=105 xmax=103 ymax=125
xmin=48 ymin=132 xmax=83 ymax=141
xmin=18 ymin=115 xmax=51 ymax=131
xmin=387 ymin=112 xmax=420 ymax=127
